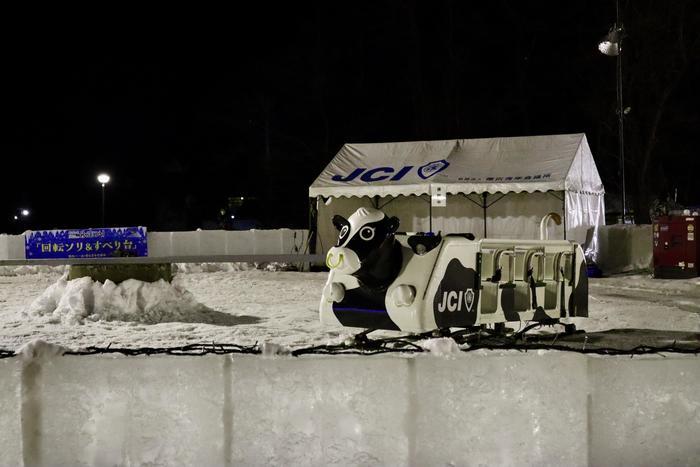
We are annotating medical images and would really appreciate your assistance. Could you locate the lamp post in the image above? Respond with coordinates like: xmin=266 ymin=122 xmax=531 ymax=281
xmin=97 ymin=173 xmax=110 ymax=227
xmin=598 ymin=0 xmax=627 ymax=222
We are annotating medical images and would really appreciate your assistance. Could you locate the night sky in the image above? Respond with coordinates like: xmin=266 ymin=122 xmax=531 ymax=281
xmin=2 ymin=1 xmax=698 ymax=234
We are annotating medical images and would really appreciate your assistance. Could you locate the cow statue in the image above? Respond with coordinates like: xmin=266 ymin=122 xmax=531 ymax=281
xmin=320 ymin=207 xmax=588 ymax=333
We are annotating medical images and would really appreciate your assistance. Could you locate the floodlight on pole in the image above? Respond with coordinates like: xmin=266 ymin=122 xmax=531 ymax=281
xmin=598 ymin=0 xmax=627 ymax=222
xmin=21 ymin=209 xmax=30 ymax=217
xmin=97 ymin=173 xmax=111 ymax=227
xmin=598 ymin=25 xmax=622 ymax=56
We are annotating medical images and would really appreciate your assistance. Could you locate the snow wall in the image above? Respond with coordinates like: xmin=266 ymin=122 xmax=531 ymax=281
xmin=596 ymin=224 xmax=653 ymax=274
xmin=0 ymin=229 xmax=309 ymax=261
xmin=1 ymin=352 xmax=698 ymax=466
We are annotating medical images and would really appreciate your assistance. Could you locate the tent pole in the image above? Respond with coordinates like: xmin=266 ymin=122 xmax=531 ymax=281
xmin=562 ymin=195 xmax=567 ymax=240
xmin=309 ymin=197 xmax=319 ymax=254
xmin=482 ymin=192 xmax=488 ymax=238
xmin=429 ymin=197 xmax=433 ymax=233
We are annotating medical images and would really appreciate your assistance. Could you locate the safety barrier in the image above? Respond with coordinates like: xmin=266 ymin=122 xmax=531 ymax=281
xmin=0 ymin=229 xmax=312 ymax=264
xmin=596 ymin=224 xmax=653 ymax=274
xmin=1 ymin=352 xmax=698 ymax=466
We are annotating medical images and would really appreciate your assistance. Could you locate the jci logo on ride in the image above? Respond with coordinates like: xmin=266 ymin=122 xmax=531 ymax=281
xmin=432 ymin=258 xmax=480 ymax=327
xmin=437 ymin=288 xmax=475 ymax=313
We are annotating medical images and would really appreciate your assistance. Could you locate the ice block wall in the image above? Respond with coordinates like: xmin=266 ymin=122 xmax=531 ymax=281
xmin=0 ymin=352 xmax=698 ymax=466
xmin=596 ymin=224 xmax=653 ymax=274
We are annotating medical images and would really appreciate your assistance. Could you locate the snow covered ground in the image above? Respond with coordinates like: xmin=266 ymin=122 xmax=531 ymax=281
xmin=0 ymin=265 xmax=699 ymax=351
xmin=1 ymin=265 xmax=699 ymax=466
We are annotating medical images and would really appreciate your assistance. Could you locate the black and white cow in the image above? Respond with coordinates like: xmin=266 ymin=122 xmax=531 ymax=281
xmin=324 ymin=207 xmax=403 ymax=329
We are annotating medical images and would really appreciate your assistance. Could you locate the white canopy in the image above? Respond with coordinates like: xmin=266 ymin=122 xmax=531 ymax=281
xmin=310 ymin=134 xmax=605 ymax=259
xmin=309 ymin=133 xmax=603 ymax=198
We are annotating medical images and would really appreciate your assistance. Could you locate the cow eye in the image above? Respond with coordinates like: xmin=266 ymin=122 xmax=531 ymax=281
xmin=338 ymin=225 xmax=349 ymax=242
xmin=360 ymin=226 xmax=375 ymax=241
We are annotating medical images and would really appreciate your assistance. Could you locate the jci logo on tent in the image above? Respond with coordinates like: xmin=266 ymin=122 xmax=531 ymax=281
xmin=331 ymin=159 xmax=449 ymax=183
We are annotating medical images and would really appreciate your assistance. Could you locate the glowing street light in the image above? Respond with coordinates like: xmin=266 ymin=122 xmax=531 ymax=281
xmin=97 ymin=173 xmax=111 ymax=227
xmin=12 ymin=208 xmax=30 ymax=221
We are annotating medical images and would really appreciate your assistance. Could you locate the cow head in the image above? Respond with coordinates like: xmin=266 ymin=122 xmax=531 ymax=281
xmin=326 ymin=207 xmax=402 ymax=289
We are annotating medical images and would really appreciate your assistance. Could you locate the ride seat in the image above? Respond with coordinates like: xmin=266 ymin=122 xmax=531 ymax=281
xmin=480 ymin=249 xmax=504 ymax=314
xmin=543 ymin=252 xmax=561 ymax=309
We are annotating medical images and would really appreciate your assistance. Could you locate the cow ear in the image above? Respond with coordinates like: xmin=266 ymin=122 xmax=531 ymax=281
xmin=387 ymin=216 xmax=400 ymax=233
xmin=332 ymin=215 xmax=347 ymax=231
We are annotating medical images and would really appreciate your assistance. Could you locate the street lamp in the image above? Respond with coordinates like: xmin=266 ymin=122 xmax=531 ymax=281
xmin=12 ymin=208 xmax=30 ymax=231
xmin=97 ymin=173 xmax=110 ymax=227
xmin=598 ymin=0 xmax=627 ymax=222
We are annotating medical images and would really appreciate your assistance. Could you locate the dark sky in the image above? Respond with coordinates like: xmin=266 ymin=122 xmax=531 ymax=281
xmin=2 ymin=1 xmax=698 ymax=233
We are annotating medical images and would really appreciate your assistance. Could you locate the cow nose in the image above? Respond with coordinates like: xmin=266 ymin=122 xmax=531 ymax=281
xmin=326 ymin=247 xmax=361 ymax=274
xmin=326 ymin=250 xmax=344 ymax=269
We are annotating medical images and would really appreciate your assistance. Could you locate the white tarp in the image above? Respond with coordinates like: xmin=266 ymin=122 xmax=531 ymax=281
xmin=310 ymin=134 xmax=605 ymax=256
xmin=310 ymin=133 xmax=604 ymax=198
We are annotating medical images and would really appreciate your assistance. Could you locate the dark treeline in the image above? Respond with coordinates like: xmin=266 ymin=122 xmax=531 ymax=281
xmin=1 ymin=1 xmax=698 ymax=233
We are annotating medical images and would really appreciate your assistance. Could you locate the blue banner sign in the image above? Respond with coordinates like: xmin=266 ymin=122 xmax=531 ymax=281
xmin=26 ymin=227 xmax=148 ymax=259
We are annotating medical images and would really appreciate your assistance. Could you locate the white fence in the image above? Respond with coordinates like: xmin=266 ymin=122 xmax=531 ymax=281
xmin=147 ymin=229 xmax=308 ymax=257
xmin=0 ymin=229 xmax=310 ymax=262
xmin=0 ymin=224 xmax=658 ymax=272
xmin=1 ymin=352 xmax=698 ymax=466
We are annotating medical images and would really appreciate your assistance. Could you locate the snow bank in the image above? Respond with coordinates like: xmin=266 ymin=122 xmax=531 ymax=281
xmin=419 ymin=337 xmax=464 ymax=356
xmin=16 ymin=339 xmax=68 ymax=361
xmin=25 ymin=274 xmax=214 ymax=325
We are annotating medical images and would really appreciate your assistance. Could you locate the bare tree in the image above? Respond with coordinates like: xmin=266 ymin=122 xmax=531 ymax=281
xmin=623 ymin=0 xmax=700 ymax=222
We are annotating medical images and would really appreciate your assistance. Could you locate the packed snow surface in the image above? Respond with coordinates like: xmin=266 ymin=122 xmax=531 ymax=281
xmin=0 ymin=264 xmax=699 ymax=351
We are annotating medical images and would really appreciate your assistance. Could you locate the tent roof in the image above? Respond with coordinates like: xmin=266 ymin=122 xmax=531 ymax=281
xmin=309 ymin=133 xmax=604 ymax=198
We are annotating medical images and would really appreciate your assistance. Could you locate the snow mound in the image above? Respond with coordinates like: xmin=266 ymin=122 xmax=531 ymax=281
xmin=420 ymin=337 xmax=464 ymax=357
xmin=16 ymin=339 xmax=68 ymax=361
xmin=260 ymin=342 xmax=289 ymax=358
xmin=25 ymin=274 xmax=220 ymax=325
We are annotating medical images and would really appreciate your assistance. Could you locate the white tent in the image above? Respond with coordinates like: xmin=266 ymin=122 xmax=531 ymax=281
xmin=309 ymin=133 xmax=605 ymax=257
